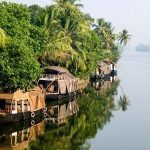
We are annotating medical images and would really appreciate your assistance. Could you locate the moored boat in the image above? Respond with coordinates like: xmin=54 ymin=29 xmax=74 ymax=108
xmin=38 ymin=66 xmax=78 ymax=100
xmin=0 ymin=87 xmax=46 ymax=124
xmin=91 ymin=61 xmax=117 ymax=79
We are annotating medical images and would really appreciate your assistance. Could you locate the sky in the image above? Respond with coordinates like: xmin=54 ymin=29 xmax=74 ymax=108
xmin=3 ymin=0 xmax=150 ymax=46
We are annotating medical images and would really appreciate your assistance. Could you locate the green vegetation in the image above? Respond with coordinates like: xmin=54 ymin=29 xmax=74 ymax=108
xmin=0 ymin=1 xmax=130 ymax=91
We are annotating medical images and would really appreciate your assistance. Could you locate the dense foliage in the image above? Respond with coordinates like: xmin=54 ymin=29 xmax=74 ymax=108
xmin=0 ymin=1 xmax=130 ymax=91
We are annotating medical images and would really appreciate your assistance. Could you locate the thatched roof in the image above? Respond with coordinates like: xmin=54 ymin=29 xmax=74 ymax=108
xmin=98 ymin=61 xmax=117 ymax=67
xmin=0 ymin=86 xmax=42 ymax=101
xmin=44 ymin=66 xmax=76 ymax=79
xmin=0 ymin=90 xmax=29 ymax=101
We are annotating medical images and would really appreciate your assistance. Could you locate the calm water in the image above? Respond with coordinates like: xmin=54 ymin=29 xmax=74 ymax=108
xmin=91 ymin=49 xmax=150 ymax=150
xmin=1 ymin=49 xmax=150 ymax=150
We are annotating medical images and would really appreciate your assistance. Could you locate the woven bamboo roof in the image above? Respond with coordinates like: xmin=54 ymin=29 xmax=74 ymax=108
xmin=44 ymin=66 xmax=69 ymax=73
xmin=44 ymin=66 xmax=76 ymax=78
xmin=0 ymin=86 xmax=42 ymax=101
xmin=0 ymin=90 xmax=28 ymax=101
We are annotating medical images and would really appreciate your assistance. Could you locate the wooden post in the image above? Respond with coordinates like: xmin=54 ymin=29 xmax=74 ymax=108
xmin=22 ymin=100 xmax=24 ymax=112
xmin=15 ymin=101 xmax=17 ymax=113
xmin=27 ymin=100 xmax=30 ymax=111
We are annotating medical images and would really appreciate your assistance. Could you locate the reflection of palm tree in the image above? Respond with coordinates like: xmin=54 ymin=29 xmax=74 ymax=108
xmin=118 ymin=94 xmax=130 ymax=111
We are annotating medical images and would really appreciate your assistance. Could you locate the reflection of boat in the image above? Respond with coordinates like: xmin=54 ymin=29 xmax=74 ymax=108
xmin=45 ymin=97 xmax=79 ymax=126
xmin=38 ymin=66 xmax=78 ymax=100
xmin=0 ymin=119 xmax=45 ymax=150
xmin=91 ymin=75 xmax=118 ymax=91
xmin=0 ymin=87 xmax=46 ymax=124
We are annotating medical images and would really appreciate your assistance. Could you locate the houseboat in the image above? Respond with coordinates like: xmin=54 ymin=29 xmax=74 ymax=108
xmin=38 ymin=66 xmax=78 ymax=100
xmin=92 ymin=61 xmax=117 ymax=79
xmin=0 ymin=87 xmax=46 ymax=124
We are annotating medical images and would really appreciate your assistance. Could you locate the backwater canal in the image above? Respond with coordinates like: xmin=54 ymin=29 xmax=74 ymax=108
xmin=0 ymin=48 xmax=149 ymax=150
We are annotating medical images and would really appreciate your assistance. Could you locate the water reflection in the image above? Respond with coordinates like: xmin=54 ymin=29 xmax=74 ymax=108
xmin=30 ymin=77 xmax=123 ymax=150
xmin=45 ymin=97 xmax=79 ymax=126
xmin=91 ymin=75 xmax=118 ymax=93
xmin=0 ymin=76 xmax=129 ymax=150
xmin=0 ymin=118 xmax=45 ymax=150
xmin=118 ymin=93 xmax=130 ymax=111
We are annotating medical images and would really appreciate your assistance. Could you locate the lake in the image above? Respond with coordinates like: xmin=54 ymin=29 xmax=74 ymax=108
xmin=91 ymin=48 xmax=150 ymax=150
xmin=0 ymin=48 xmax=150 ymax=150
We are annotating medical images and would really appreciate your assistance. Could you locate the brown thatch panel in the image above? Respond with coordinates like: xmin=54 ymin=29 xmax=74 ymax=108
xmin=58 ymin=81 xmax=67 ymax=94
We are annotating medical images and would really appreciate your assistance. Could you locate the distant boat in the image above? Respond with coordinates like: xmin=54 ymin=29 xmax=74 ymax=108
xmin=91 ymin=61 xmax=117 ymax=79
xmin=38 ymin=66 xmax=78 ymax=100
xmin=0 ymin=87 xmax=46 ymax=124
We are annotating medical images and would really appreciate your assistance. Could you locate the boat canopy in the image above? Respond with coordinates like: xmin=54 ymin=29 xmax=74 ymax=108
xmin=43 ymin=66 xmax=76 ymax=79
xmin=0 ymin=90 xmax=28 ymax=101
xmin=0 ymin=87 xmax=41 ymax=101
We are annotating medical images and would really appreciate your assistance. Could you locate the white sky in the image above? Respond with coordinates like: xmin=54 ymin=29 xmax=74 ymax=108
xmin=3 ymin=0 xmax=150 ymax=46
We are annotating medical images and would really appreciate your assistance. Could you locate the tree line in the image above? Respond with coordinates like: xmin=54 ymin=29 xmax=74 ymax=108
xmin=0 ymin=1 xmax=130 ymax=92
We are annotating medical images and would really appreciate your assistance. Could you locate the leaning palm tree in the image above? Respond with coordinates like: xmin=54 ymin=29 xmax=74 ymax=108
xmin=117 ymin=29 xmax=131 ymax=46
xmin=0 ymin=28 xmax=7 ymax=48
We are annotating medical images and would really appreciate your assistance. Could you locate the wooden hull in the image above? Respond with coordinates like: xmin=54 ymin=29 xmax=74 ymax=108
xmin=0 ymin=108 xmax=46 ymax=125
xmin=45 ymin=91 xmax=76 ymax=100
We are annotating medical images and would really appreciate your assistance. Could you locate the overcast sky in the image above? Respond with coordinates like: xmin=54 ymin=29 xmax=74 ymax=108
xmin=3 ymin=0 xmax=150 ymax=46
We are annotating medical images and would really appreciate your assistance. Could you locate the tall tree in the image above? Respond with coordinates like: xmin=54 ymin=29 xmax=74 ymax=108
xmin=0 ymin=2 xmax=42 ymax=91
xmin=40 ymin=0 xmax=92 ymax=75
xmin=93 ymin=18 xmax=116 ymax=50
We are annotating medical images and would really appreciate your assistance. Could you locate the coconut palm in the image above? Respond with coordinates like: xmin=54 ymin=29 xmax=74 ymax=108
xmin=42 ymin=0 xmax=90 ymax=72
xmin=93 ymin=18 xmax=116 ymax=50
xmin=0 ymin=28 xmax=7 ymax=48
xmin=117 ymin=29 xmax=131 ymax=46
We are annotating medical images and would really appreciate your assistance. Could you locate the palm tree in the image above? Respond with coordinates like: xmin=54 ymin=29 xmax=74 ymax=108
xmin=93 ymin=18 xmax=116 ymax=50
xmin=117 ymin=29 xmax=131 ymax=46
xmin=0 ymin=28 xmax=7 ymax=48
xmin=42 ymin=0 xmax=90 ymax=72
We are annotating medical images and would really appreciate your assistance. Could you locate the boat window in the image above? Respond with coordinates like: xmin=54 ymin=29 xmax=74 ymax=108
xmin=17 ymin=131 xmax=22 ymax=143
xmin=12 ymin=101 xmax=17 ymax=114
xmin=0 ymin=99 xmax=11 ymax=114
xmin=17 ymin=101 xmax=22 ymax=112
xmin=11 ymin=132 xmax=17 ymax=146
xmin=47 ymin=81 xmax=58 ymax=93
xmin=38 ymin=80 xmax=52 ymax=89
xmin=23 ymin=100 xmax=30 ymax=112
xmin=22 ymin=128 xmax=29 ymax=141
